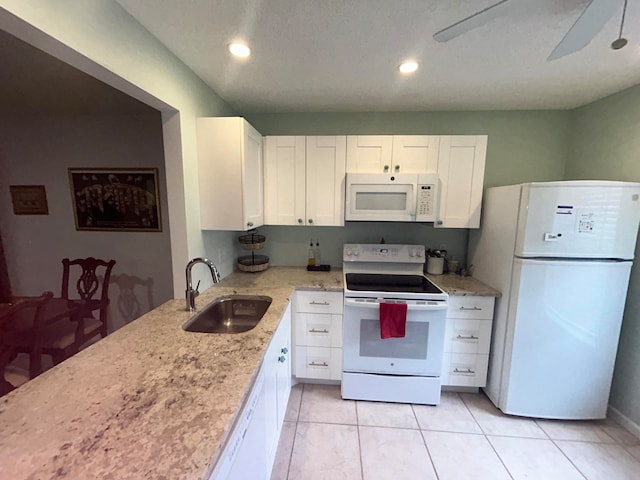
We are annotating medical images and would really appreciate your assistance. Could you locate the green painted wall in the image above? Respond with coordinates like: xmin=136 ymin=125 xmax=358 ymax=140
xmin=246 ymin=111 xmax=570 ymax=267
xmin=247 ymin=111 xmax=571 ymax=188
xmin=566 ymin=84 xmax=640 ymax=430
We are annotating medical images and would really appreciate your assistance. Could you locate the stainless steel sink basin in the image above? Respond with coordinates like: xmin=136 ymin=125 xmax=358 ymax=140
xmin=182 ymin=295 xmax=272 ymax=334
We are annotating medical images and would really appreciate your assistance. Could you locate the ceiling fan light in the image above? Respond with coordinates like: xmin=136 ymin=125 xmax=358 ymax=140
xmin=228 ymin=43 xmax=251 ymax=57
xmin=399 ymin=61 xmax=419 ymax=74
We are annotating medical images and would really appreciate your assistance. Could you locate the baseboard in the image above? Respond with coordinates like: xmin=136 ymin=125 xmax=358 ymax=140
xmin=608 ymin=404 xmax=640 ymax=439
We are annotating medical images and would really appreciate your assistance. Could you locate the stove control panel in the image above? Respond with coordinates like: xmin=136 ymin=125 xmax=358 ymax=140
xmin=343 ymin=244 xmax=425 ymax=263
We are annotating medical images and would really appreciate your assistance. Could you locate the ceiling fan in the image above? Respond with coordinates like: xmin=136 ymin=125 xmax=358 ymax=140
xmin=433 ymin=0 xmax=629 ymax=60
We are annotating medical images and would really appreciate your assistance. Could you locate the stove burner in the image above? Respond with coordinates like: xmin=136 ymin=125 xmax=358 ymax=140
xmin=345 ymin=273 xmax=443 ymax=294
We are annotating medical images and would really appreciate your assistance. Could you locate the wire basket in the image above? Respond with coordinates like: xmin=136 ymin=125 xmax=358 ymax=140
xmin=237 ymin=254 xmax=269 ymax=272
xmin=238 ymin=233 xmax=266 ymax=251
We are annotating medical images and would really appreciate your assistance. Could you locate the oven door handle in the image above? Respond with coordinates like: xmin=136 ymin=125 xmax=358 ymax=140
xmin=344 ymin=298 xmax=448 ymax=311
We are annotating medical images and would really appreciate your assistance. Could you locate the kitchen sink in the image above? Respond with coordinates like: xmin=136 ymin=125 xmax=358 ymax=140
xmin=182 ymin=295 xmax=272 ymax=334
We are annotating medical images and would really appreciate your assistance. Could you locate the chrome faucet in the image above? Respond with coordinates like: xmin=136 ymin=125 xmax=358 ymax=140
xmin=185 ymin=257 xmax=220 ymax=311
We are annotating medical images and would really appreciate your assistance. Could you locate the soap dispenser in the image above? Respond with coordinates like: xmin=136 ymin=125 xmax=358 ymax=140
xmin=314 ymin=239 xmax=322 ymax=266
xmin=307 ymin=239 xmax=316 ymax=266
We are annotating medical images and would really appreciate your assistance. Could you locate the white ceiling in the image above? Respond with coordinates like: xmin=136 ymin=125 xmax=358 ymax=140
xmin=115 ymin=0 xmax=640 ymax=113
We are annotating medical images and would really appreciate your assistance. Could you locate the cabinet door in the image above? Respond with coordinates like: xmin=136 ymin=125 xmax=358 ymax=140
xmin=436 ymin=135 xmax=487 ymax=229
xmin=264 ymin=303 xmax=292 ymax=473
xmin=197 ymin=117 xmax=264 ymax=231
xmin=391 ymin=136 xmax=439 ymax=173
xmin=264 ymin=136 xmax=306 ymax=225
xmin=306 ymin=136 xmax=347 ymax=226
xmin=346 ymin=135 xmax=393 ymax=172
xmin=242 ymin=123 xmax=264 ymax=230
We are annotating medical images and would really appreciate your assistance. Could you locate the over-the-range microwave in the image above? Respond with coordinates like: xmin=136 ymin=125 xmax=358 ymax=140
xmin=345 ymin=172 xmax=439 ymax=222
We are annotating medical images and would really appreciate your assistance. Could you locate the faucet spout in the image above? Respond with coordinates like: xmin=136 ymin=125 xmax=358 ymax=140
xmin=185 ymin=257 xmax=220 ymax=311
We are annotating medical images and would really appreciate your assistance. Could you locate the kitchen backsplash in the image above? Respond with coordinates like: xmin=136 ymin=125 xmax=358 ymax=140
xmin=255 ymin=223 xmax=468 ymax=268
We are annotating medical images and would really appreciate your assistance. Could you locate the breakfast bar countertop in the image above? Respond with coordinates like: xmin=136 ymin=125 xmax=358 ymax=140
xmin=0 ymin=267 xmax=342 ymax=480
xmin=0 ymin=267 xmax=498 ymax=480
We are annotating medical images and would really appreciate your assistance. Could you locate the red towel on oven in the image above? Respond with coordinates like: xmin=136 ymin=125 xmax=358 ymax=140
xmin=379 ymin=302 xmax=407 ymax=339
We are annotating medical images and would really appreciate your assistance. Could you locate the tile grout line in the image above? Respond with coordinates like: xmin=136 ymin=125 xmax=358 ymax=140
xmin=548 ymin=438 xmax=589 ymax=480
xmin=412 ymin=403 xmax=441 ymax=480
xmin=355 ymin=401 xmax=365 ymax=480
xmin=458 ymin=392 xmax=516 ymax=480
xmin=284 ymin=383 xmax=305 ymax=480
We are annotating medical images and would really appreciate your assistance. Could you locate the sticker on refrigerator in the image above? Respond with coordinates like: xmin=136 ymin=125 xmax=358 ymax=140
xmin=555 ymin=205 xmax=573 ymax=215
xmin=576 ymin=210 xmax=595 ymax=233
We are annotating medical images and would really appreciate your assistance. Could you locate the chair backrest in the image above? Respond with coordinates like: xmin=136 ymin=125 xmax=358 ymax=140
xmin=61 ymin=258 xmax=116 ymax=303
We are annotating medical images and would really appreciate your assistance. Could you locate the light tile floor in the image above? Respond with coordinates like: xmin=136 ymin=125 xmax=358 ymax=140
xmin=271 ymin=384 xmax=640 ymax=480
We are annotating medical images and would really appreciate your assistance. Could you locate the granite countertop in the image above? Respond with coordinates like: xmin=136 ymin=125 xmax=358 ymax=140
xmin=427 ymin=273 xmax=501 ymax=297
xmin=0 ymin=267 xmax=342 ymax=480
xmin=0 ymin=267 xmax=498 ymax=480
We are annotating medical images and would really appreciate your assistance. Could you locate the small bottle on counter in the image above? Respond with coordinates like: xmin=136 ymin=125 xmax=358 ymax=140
xmin=308 ymin=239 xmax=316 ymax=266
xmin=314 ymin=240 xmax=322 ymax=265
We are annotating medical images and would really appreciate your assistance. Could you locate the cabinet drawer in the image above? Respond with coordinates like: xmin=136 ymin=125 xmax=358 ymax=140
xmin=441 ymin=353 xmax=489 ymax=388
xmin=295 ymin=346 xmax=342 ymax=380
xmin=447 ymin=296 xmax=494 ymax=320
xmin=444 ymin=318 xmax=492 ymax=355
xmin=295 ymin=313 xmax=343 ymax=348
xmin=295 ymin=291 xmax=343 ymax=315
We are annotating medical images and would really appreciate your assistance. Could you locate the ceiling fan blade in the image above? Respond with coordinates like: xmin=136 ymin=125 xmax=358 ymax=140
xmin=433 ymin=0 xmax=518 ymax=42
xmin=548 ymin=0 xmax=625 ymax=60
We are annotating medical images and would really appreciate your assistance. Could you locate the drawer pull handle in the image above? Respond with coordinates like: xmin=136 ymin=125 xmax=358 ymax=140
xmin=309 ymin=328 xmax=330 ymax=334
xmin=456 ymin=334 xmax=479 ymax=340
xmin=308 ymin=361 xmax=329 ymax=367
xmin=453 ymin=367 xmax=476 ymax=374
xmin=459 ymin=306 xmax=482 ymax=311
xmin=310 ymin=301 xmax=330 ymax=306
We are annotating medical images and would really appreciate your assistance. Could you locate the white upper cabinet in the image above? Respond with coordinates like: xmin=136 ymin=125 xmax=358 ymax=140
xmin=346 ymin=135 xmax=439 ymax=173
xmin=346 ymin=135 xmax=392 ymax=173
xmin=264 ymin=136 xmax=346 ymax=226
xmin=436 ymin=135 xmax=488 ymax=229
xmin=264 ymin=136 xmax=306 ymax=226
xmin=391 ymin=135 xmax=440 ymax=173
xmin=197 ymin=117 xmax=264 ymax=231
xmin=306 ymin=136 xmax=347 ymax=226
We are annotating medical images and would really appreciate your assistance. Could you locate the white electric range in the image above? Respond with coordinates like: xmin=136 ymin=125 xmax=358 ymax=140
xmin=341 ymin=244 xmax=448 ymax=405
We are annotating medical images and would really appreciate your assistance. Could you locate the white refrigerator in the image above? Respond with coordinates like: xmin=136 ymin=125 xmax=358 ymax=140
xmin=469 ymin=181 xmax=640 ymax=419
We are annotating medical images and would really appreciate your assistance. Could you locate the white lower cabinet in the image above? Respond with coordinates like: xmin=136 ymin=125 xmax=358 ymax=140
xmin=293 ymin=290 xmax=343 ymax=381
xmin=211 ymin=303 xmax=292 ymax=480
xmin=441 ymin=295 xmax=495 ymax=388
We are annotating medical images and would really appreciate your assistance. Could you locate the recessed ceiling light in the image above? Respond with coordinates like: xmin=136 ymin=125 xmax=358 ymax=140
xmin=399 ymin=61 xmax=419 ymax=74
xmin=229 ymin=43 xmax=251 ymax=58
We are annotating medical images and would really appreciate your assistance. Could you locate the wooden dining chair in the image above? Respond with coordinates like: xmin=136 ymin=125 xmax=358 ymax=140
xmin=0 ymin=291 xmax=54 ymax=386
xmin=61 ymin=257 xmax=116 ymax=344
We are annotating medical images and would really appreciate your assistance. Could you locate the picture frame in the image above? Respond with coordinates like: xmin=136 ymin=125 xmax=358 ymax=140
xmin=68 ymin=168 xmax=162 ymax=232
xmin=10 ymin=185 xmax=49 ymax=215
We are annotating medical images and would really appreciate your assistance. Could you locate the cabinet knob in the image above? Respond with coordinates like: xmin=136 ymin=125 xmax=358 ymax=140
xmin=436 ymin=220 xmax=443 ymax=225
xmin=247 ymin=222 xmax=254 ymax=228
xmin=278 ymin=355 xmax=286 ymax=363
xmin=281 ymin=347 xmax=288 ymax=354
xmin=383 ymin=165 xmax=389 ymax=172
xmin=394 ymin=165 xmax=400 ymax=172
xmin=308 ymin=218 xmax=314 ymax=224
xmin=298 ymin=218 xmax=303 ymax=224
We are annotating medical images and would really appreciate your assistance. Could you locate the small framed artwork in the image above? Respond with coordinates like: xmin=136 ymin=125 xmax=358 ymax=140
xmin=10 ymin=185 xmax=49 ymax=215
xmin=68 ymin=168 xmax=162 ymax=232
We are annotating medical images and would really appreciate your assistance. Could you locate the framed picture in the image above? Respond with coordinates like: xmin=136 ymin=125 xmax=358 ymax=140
xmin=68 ymin=168 xmax=162 ymax=232
xmin=10 ymin=185 xmax=49 ymax=215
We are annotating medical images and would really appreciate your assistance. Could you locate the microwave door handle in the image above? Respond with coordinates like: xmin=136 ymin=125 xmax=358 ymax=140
xmin=344 ymin=298 xmax=447 ymax=311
